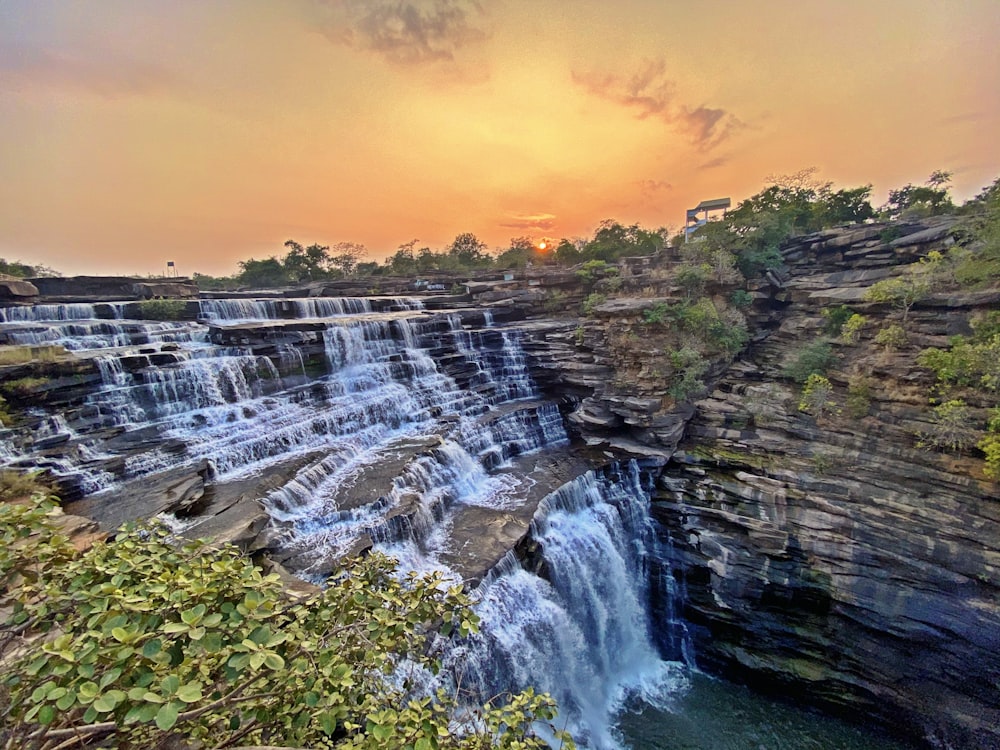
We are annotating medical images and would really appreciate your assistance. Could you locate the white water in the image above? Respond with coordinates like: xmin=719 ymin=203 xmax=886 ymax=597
xmin=0 ymin=297 xmax=685 ymax=750
xmin=460 ymin=464 xmax=687 ymax=749
xmin=198 ymin=296 xmax=423 ymax=323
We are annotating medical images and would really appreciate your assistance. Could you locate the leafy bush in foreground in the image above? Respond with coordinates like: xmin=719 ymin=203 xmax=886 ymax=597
xmin=0 ymin=498 xmax=571 ymax=750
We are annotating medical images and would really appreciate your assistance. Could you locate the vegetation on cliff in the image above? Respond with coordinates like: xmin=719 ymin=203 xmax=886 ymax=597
xmin=0 ymin=490 xmax=571 ymax=750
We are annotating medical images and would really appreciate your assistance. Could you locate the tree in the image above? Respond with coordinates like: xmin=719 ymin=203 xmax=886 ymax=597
xmin=581 ymin=221 xmax=665 ymax=262
xmin=0 ymin=497 xmax=573 ymax=750
xmin=329 ymin=242 xmax=366 ymax=278
xmin=882 ymin=172 xmax=954 ymax=219
xmin=237 ymin=257 xmax=290 ymax=288
xmin=0 ymin=259 xmax=38 ymax=278
xmin=447 ymin=233 xmax=490 ymax=268
xmin=864 ymin=273 xmax=930 ymax=324
xmin=282 ymin=241 xmax=327 ymax=282
xmin=798 ymin=373 xmax=836 ymax=417
xmin=385 ymin=240 xmax=420 ymax=276
xmin=494 ymin=237 xmax=537 ymax=269
xmin=919 ymin=399 xmax=979 ymax=453
xmin=553 ymin=239 xmax=582 ymax=266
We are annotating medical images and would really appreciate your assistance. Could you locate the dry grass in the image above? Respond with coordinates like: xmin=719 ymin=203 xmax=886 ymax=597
xmin=0 ymin=345 xmax=69 ymax=366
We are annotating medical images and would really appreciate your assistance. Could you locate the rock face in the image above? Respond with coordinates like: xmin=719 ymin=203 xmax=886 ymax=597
xmin=2 ymin=215 xmax=997 ymax=748
xmin=629 ymin=220 xmax=997 ymax=749
xmin=30 ymin=275 xmax=198 ymax=301
xmin=515 ymin=216 xmax=999 ymax=748
xmin=0 ymin=278 xmax=39 ymax=305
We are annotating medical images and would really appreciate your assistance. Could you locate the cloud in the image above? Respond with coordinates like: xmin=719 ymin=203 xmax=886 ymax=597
xmin=499 ymin=213 xmax=557 ymax=231
xmin=0 ymin=46 xmax=177 ymax=98
xmin=572 ymin=58 xmax=744 ymax=150
xmin=308 ymin=0 xmax=488 ymax=66
xmin=939 ymin=111 xmax=988 ymax=125
xmin=638 ymin=179 xmax=672 ymax=196
xmin=699 ymin=155 xmax=731 ymax=170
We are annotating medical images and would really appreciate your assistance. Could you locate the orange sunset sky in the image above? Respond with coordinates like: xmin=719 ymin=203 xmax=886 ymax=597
xmin=1 ymin=0 xmax=998 ymax=277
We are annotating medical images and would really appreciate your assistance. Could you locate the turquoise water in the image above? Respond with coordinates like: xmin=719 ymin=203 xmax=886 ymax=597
xmin=618 ymin=673 xmax=917 ymax=750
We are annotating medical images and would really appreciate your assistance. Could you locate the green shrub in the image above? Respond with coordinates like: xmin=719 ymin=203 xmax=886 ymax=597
xmin=919 ymin=399 xmax=979 ymax=453
xmin=979 ymin=408 xmax=1000 ymax=480
xmin=667 ymin=347 xmax=708 ymax=402
xmin=783 ymin=341 xmax=835 ymax=383
xmin=0 ymin=470 xmax=51 ymax=502
xmin=137 ymin=299 xmax=187 ymax=321
xmin=642 ymin=302 xmax=671 ymax=325
xmin=846 ymin=373 xmax=873 ymax=418
xmin=840 ymin=314 xmax=867 ymax=344
xmin=798 ymin=374 xmax=836 ymax=417
xmin=0 ymin=501 xmax=572 ymax=749
xmin=575 ymin=260 xmax=615 ymax=285
xmin=874 ymin=323 xmax=908 ymax=352
xmin=582 ymin=292 xmax=606 ymax=316
xmin=918 ymin=334 xmax=1000 ymax=392
xmin=0 ymin=376 xmax=49 ymax=399
xmin=730 ymin=289 xmax=753 ymax=308
xmin=822 ymin=305 xmax=854 ymax=336
xmin=0 ymin=345 xmax=69 ymax=366
xmin=675 ymin=263 xmax=710 ymax=298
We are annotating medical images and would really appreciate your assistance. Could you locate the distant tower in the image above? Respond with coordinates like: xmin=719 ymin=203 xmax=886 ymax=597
xmin=684 ymin=197 xmax=731 ymax=242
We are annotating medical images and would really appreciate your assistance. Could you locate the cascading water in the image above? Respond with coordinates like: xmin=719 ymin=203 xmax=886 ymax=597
xmin=458 ymin=463 xmax=687 ymax=750
xmin=0 ymin=295 xmax=911 ymax=749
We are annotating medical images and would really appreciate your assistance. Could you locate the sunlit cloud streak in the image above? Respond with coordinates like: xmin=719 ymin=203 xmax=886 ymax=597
xmin=308 ymin=0 xmax=488 ymax=65
xmin=499 ymin=213 xmax=558 ymax=231
xmin=572 ymin=58 xmax=744 ymax=150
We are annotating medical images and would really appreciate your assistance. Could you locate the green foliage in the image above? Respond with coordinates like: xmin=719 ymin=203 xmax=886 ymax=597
xmin=667 ymin=347 xmax=708 ymax=402
xmin=553 ymin=239 xmax=582 ymax=266
xmin=874 ymin=323 xmax=908 ymax=352
xmin=822 ymin=305 xmax=854 ymax=336
xmin=137 ymin=299 xmax=187 ymax=321
xmin=863 ymin=273 xmax=931 ymax=323
xmin=689 ymin=169 xmax=875 ymax=280
xmin=641 ymin=302 xmax=670 ymax=326
xmin=0 ymin=470 xmax=52 ymax=502
xmin=575 ymin=260 xmax=615 ymax=285
xmin=952 ymin=176 xmax=1000 ymax=286
xmin=494 ymin=237 xmax=540 ymax=270
xmin=0 ymin=376 xmax=48 ymax=399
xmin=0 ymin=505 xmax=571 ymax=750
xmin=919 ymin=399 xmax=979 ymax=453
xmin=918 ymin=334 xmax=1000 ymax=393
xmin=846 ymin=372 xmax=873 ymax=418
xmin=581 ymin=220 xmax=665 ymax=262
xmin=0 ymin=346 xmax=69 ymax=366
xmin=237 ymin=257 xmax=290 ymax=288
xmin=674 ymin=262 xmax=710 ymax=298
xmin=882 ymin=171 xmax=954 ymax=219
xmin=729 ymin=289 xmax=753 ymax=308
xmin=581 ymin=292 xmax=606 ymax=316
xmin=191 ymin=273 xmax=239 ymax=291
xmin=798 ymin=374 xmax=836 ymax=417
xmin=840 ymin=314 xmax=867 ymax=344
xmin=0 ymin=258 xmax=37 ymax=278
xmin=782 ymin=341 xmax=835 ymax=383
xmin=447 ymin=233 xmax=491 ymax=268
xmin=979 ymin=408 xmax=1000 ymax=480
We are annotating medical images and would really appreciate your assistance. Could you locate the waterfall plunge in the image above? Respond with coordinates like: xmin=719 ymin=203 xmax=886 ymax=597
xmin=458 ymin=464 xmax=688 ymax=750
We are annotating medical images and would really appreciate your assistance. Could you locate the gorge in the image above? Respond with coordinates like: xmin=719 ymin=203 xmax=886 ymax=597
xmin=1 ymin=215 xmax=998 ymax=750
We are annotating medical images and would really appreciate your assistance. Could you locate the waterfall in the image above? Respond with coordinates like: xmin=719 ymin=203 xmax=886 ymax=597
xmin=198 ymin=296 xmax=424 ymax=323
xmin=0 ymin=303 xmax=97 ymax=322
xmin=458 ymin=463 xmax=688 ymax=750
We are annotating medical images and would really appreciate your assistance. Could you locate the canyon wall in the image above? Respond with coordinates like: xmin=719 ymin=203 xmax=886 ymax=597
xmin=521 ymin=218 xmax=1000 ymax=749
